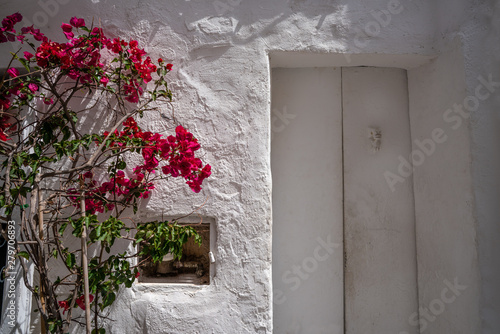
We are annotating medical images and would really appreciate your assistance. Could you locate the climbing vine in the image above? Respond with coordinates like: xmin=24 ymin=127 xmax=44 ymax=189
xmin=0 ymin=13 xmax=211 ymax=333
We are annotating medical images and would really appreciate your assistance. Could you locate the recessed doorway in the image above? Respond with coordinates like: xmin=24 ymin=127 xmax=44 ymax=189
xmin=272 ymin=67 xmax=418 ymax=333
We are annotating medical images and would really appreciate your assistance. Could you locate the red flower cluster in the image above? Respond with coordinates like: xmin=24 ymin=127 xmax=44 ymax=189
xmin=21 ymin=25 xmax=45 ymax=41
xmin=36 ymin=19 xmax=105 ymax=83
xmin=1 ymin=64 xmax=41 ymax=138
xmin=120 ymin=117 xmax=212 ymax=193
xmin=69 ymin=117 xmax=210 ymax=214
xmin=58 ymin=300 xmax=70 ymax=314
xmin=0 ymin=116 xmax=14 ymax=141
xmin=105 ymin=37 xmax=126 ymax=53
xmin=0 ymin=12 xmax=23 ymax=43
xmin=123 ymin=80 xmax=143 ymax=103
xmin=0 ymin=13 xmax=174 ymax=127
xmin=162 ymin=125 xmax=212 ymax=193
xmin=127 ymin=40 xmax=146 ymax=63
xmin=68 ymin=169 xmax=154 ymax=214
xmin=76 ymin=294 xmax=94 ymax=310
xmin=58 ymin=294 xmax=94 ymax=314
xmin=135 ymin=56 xmax=157 ymax=83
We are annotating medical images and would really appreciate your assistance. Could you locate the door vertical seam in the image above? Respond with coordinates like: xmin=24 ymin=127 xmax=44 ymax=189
xmin=340 ymin=67 xmax=346 ymax=334
xmin=405 ymin=69 xmax=421 ymax=334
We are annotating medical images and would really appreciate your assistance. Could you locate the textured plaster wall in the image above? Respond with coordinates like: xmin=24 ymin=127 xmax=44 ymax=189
xmin=0 ymin=0 xmax=498 ymax=333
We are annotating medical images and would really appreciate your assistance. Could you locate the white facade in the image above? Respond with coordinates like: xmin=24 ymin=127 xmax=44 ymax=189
xmin=1 ymin=0 xmax=499 ymax=333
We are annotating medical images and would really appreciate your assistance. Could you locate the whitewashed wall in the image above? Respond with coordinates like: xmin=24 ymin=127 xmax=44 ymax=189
xmin=0 ymin=0 xmax=498 ymax=333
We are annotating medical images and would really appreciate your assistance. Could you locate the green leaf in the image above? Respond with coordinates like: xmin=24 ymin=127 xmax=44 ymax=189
xmin=34 ymin=144 xmax=42 ymax=156
xmin=66 ymin=253 xmax=76 ymax=269
xmin=61 ymin=126 xmax=71 ymax=141
xmin=71 ymin=218 xmax=82 ymax=237
xmin=18 ymin=58 xmax=30 ymax=71
xmin=84 ymin=216 xmax=92 ymax=229
xmin=17 ymin=251 xmax=29 ymax=260
xmin=91 ymin=329 xmax=106 ymax=334
xmin=59 ymin=222 xmax=68 ymax=235
xmin=15 ymin=154 xmax=24 ymax=167
xmin=102 ymin=291 xmax=116 ymax=308
xmin=19 ymin=187 xmax=31 ymax=197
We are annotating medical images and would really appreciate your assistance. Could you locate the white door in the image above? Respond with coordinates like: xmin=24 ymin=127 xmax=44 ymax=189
xmin=272 ymin=67 xmax=344 ymax=334
xmin=272 ymin=67 xmax=418 ymax=334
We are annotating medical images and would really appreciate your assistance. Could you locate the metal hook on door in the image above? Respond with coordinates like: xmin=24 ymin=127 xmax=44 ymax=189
xmin=368 ymin=127 xmax=381 ymax=152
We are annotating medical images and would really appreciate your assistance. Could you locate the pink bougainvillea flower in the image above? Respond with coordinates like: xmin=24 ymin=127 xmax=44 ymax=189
xmin=23 ymin=51 xmax=33 ymax=60
xmin=2 ymin=12 xmax=22 ymax=30
xmin=80 ymin=74 xmax=92 ymax=84
xmin=0 ymin=12 xmax=23 ymax=43
xmin=75 ymin=294 xmax=94 ymax=310
xmin=123 ymin=117 xmax=139 ymax=132
xmin=28 ymin=83 xmax=38 ymax=93
xmin=60 ymin=23 xmax=72 ymax=32
xmin=106 ymin=38 xmax=123 ymax=53
xmin=100 ymin=76 xmax=109 ymax=86
xmin=90 ymin=27 xmax=101 ymax=34
xmin=124 ymin=84 xmax=142 ymax=103
xmin=67 ymin=69 xmax=80 ymax=80
xmin=58 ymin=300 xmax=70 ymax=314
xmin=6 ymin=67 xmax=19 ymax=78
xmin=8 ymin=82 xmax=21 ymax=96
xmin=21 ymin=25 xmax=45 ymax=41
xmin=63 ymin=31 xmax=74 ymax=40
xmin=127 ymin=40 xmax=146 ymax=62
xmin=200 ymin=164 xmax=212 ymax=179
xmin=0 ymin=114 xmax=13 ymax=141
xmin=135 ymin=272 xmax=140 ymax=278
xmin=43 ymin=97 xmax=54 ymax=105
xmin=135 ymin=56 xmax=157 ymax=83
xmin=69 ymin=17 xmax=85 ymax=28
xmin=0 ymin=98 xmax=11 ymax=111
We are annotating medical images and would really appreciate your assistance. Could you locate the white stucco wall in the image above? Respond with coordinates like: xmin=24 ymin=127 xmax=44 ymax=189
xmin=0 ymin=0 xmax=498 ymax=333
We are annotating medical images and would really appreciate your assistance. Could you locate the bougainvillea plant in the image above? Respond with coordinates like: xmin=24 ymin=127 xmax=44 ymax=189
xmin=0 ymin=13 xmax=211 ymax=333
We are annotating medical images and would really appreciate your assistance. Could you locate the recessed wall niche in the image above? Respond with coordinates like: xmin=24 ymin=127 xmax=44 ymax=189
xmin=138 ymin=217 xmax=215 ymax=285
